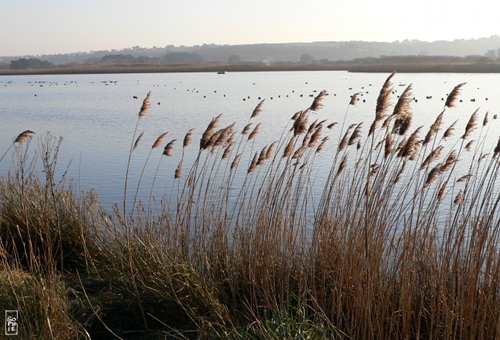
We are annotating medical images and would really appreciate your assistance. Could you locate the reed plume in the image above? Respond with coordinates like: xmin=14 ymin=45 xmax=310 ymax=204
xmin=443 ymin=120 xmax=458 ymax=140
xmin=163 ymin=139 xmax=176 ymax=157
xmin=138 ymin=91 xmax=152 ymax=117
xmin=336 ymin=154 xmax=348 ymax=176
xmin=483 ymin=112 xmax=489 ymax=126
xmin=183 ymin=129 xmax=194 ymax=148
xmin=309 ymin=90 xmax=327 ymax=111
xmin=421 ymin=145 xmax=444 ymax=169
xmin=349 ymin=92 xmax=360 ymax=106
xmin=348 ymin=123 xmax=363 ymax=146
xmin=398 ymin=126 xmax=422 ymax=160
xmin=175 ymin=161 xmax=183 ymax=179
xmin=461 ymin=110 xmax=478 ymax=139
xmin=241 ymin=123 xmax=252 ymax=135
xmin=327 ymin=122 xmax=338 ymax=130
xmin=251 ymin=99 xmax=265 ymax=118
xmin=14 ymin=130 xmax=35 ymax=143
xmin=457 ymin=174 xmax=472 ymax=183
xmin=248 ymin=123 xmax=261 ymax=140
xmin=247 ymin=152 xmax=258 ymax=173
xmin=465 ymin=140 xmax=474 ymax=151
xmin=230 ymin=154 xmax=241 ymax=170
xmin=445 ymin=83 xmax=466 ymax=108
xmin=454 ymin=190 xmax=464 ymax=205
xmin=392 ymin=85 xmax=413 ymax=135
xmin=375 ymin=71 xmax=395 ymax=120
xmin=133 ymin=131 xmax=144 ymax=151
xmin=423 ymin=112 xmax=443 ymax=145
xmin=152 ymin=132 xmax=168 ymax=149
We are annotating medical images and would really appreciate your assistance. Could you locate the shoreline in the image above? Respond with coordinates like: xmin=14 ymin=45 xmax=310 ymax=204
xmin=3 ymin=61 xmax=500 ymax=76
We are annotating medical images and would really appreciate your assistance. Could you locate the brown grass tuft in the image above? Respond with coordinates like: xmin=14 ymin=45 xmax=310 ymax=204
xmin=138 ymin=91 xmax=152 ymax=117
xmin=152 ymin=132 xmax=168 ymax=149
xmin=251 ymin=99 xmax=265 ymax=119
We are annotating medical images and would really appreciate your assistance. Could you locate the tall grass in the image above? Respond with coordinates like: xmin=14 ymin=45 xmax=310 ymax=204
xmin=0 ymin=74 xmax=498 ymax=339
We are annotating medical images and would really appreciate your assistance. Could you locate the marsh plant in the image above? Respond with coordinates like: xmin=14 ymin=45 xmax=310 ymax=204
xmin=0 ymin=73 xmax=498 ymax=339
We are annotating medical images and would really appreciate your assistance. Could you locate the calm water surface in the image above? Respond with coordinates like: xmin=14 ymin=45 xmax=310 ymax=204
xmin=0 ymin=71 xmax=498 ymax=210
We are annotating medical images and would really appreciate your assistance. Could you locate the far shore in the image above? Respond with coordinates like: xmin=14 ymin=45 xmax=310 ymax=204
xmin=3 ymin=61 xmax=500 ymax=76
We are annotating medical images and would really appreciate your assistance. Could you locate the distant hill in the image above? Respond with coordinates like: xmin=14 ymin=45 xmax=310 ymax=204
xmin=2 ymin=36 xmax=500 ymax=65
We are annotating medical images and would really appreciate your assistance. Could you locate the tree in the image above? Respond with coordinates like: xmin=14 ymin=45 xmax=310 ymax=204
xmin=10 ymin=58 xmax=54 ymax=69
xmin=299 ymin=53 xmax=314 ymax=64
xmin=227 ymin=54 xmax=241 ymax=64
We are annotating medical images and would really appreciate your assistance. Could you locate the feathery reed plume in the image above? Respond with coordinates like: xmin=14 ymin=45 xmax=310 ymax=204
xmin=152 ymin=132 xmax=168 ymax=149
xmin=336 ymin=155 xmax=348 ymax=176
xmin=465 ymin=140 xmax=474 ymax=151
xmin=327 ymin=122 xmax=338 ymax=130
xmin=14 ymin=130 xmax=35 ymax=144
xmin=349 ymin=92 xmax=360 ymax=106
xmin=133 ymin=131 xmax=144 ymax=151
xmin=308 ymin=126 xmax=323 ymax=147
xmin=214 ymin=123 xmax=235 ymax=147
xmin=183 ymin=129 xmax=194 ymax=148
xmin=257 ymin=146 xmax=268 ymax=165
xmin=424 ymin=165 xmax=441 ymax=187
xmin=392 ymin=85 xmax=413 ymax=135
xmin=438 ymin=182 xmax=447 ymax=201
xmin=292 ymin=111 xmax=308 ymax=136
xmin=222 ymin=144 xmax=233 ymax=159
xmin=483 ymin=111 xmax=489 ymax=126
xmin=457 ymin=174 xmax=472 ymax=183
xmin=423 ymin=112 xmax=443 ymax=145
xmin=443 ymin=120 xmax=458 ymax=140
xmin=163 ymin=139 xmax=176 ymax=157
xmin=439 ymin=151 xmax=458 ymax=173
xmin=292 ymin=146 xmax=306 ymax=159
xmin=394 ymin=161 xmax=406 ymax=183
xmin=200 ymin=114 xmax=222 ymax=149
xmin=494 ymin=138 xmax=500 ymax=156
xmin=241 ymin=123 xmax=252 ymax=135
xmin=248 ymin=123 xmax=261 ymax=140
xmin=307 ymin=119 xmax=319 ymax=134
xmin=138 ymin=91 xmax=152 ymax=117
xmin=247 ymin=152 xmax=258 ymax=173
xmin=0 ymin=130 xmax=36 ymax=164
xmin=462 ymin=109 xmax=478 ymax=139
xmin=445 ymin=83 xmax=466 ymax=108
xmin=316 ymin=136 xmax=329 ymax=153
xmin=376 ymin=71 xmax=395 ymax=120
xmin=384 ymin=133 xmax=393 ymax=159
xmin=251 ymin=99 xmax=265 ymax=118
xmin=283 ymin=139 xmax=295 ymax=157
xmin=230 ymin=154 xmax=241 ymax=170
xmin=375 ymin=140 xmax=384 ymax=150
xmin=338 ymin=125 xmax=355 ymax=151
xmin=392 ymin=84 xmax=412 ymax=118
xmin=309 ymin=90 xmax=327 ymax=111
xmin=454 ymin=190 xmax=464 ymax=205
xmin=266 ymin=141 xmax=277 ymax=159
xmin=398 ymin=126 xmax=422 ymax=160
xmin=291 ymin=111 xmax=302 ymax=121
xmin=348 ymin=123 xmax=363 ymax=146
xmin=174 ymin=161 xmax=182 ymax=179
xmin=421 ymin=145 xmax=444 ymax=169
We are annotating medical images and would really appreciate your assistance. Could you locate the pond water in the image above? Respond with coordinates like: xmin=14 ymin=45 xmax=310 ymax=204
xmin=0 ymin=71 xmax=498 ymax=212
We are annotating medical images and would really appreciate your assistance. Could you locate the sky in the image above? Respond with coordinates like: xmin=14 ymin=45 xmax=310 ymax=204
xmin=1 ymin=0 xmax=499 ymax=56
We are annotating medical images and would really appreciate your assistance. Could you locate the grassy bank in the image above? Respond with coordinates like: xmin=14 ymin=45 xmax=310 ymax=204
xmin=0 ymin=74 xmax=499 ymax=339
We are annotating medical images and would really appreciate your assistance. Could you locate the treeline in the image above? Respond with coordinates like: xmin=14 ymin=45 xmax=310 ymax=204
xmin=9 ymin=58 xmax=54 ymax=69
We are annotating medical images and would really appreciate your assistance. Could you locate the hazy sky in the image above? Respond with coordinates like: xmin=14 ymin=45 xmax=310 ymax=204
xmin=1 ymin=0 xmax=499 ymax=56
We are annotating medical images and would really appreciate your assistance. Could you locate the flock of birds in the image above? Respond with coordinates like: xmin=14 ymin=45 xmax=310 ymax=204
xmin=0 ymin=78 xmax=491 ymax=105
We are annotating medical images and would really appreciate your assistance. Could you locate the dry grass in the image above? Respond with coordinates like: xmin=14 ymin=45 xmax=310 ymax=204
xmin=0 ymin=74 xmax=498 ymax=339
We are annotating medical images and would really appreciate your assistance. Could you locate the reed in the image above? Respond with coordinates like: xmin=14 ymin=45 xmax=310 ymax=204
xmin=1 ymin=74 xmax=498 ymax=339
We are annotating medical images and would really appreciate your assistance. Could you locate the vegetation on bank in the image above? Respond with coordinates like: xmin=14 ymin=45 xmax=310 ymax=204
xmin=0 ymin=74 xmax=499 ymax=339
xmin=5 ymin=55 xmax=500 ymax=75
